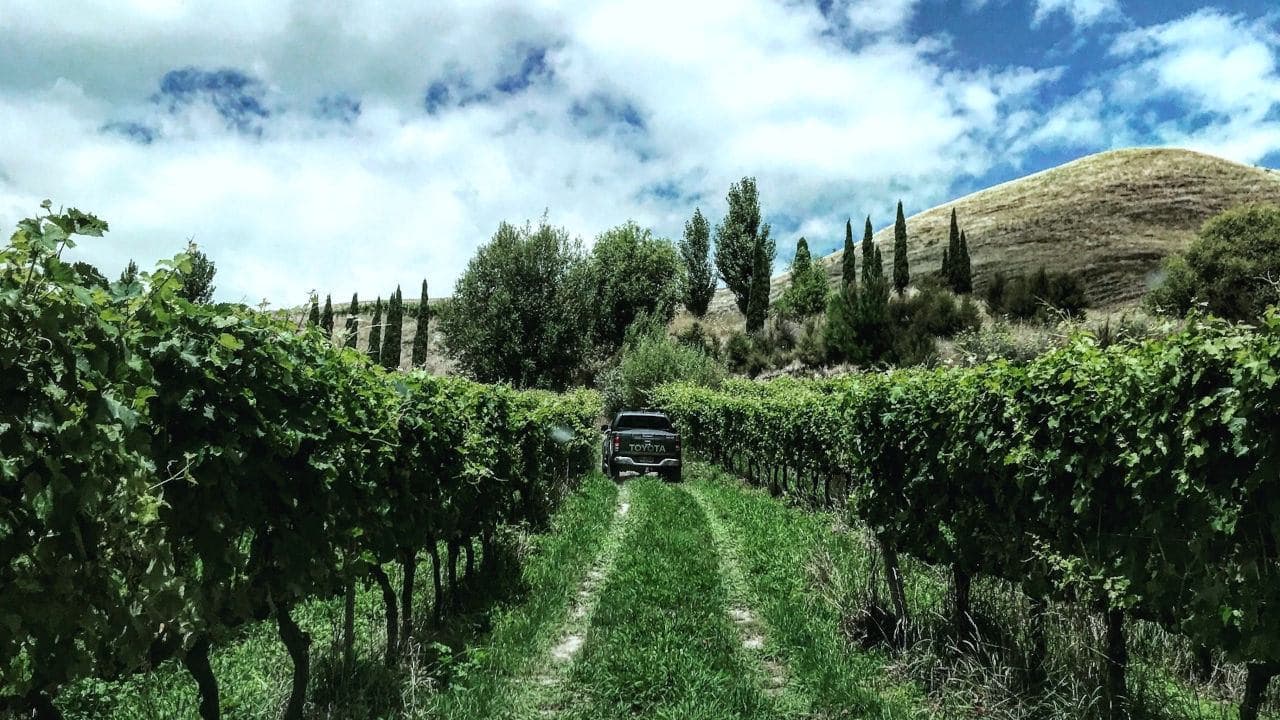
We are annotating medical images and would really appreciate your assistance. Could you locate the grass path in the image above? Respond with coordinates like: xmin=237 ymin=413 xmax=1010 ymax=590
xmin=683 ymin=482 xmax=806 ymax=715
xmin=562 ymin=477 xmax=778 ymax=720
xmin=516 ymin=482 xmax=634 ymax=718
xmin=417 ymin=473 xmax=620 ymax=720
xmin=688 ymin=462 xmax=927 ymax=719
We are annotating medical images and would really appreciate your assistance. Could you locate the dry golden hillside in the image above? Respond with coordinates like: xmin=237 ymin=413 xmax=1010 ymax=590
xmin=700 ymin=147 xmax=1280 ymax=326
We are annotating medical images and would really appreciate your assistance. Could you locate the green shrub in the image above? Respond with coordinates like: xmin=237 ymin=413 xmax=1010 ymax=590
xmin=602 ymin=331 xmax=726 ymax=416
xmin=990 ymin=266 xmax=1088 ymax=323
xmin=1147 ymin=205 xmax=1280 ymax=321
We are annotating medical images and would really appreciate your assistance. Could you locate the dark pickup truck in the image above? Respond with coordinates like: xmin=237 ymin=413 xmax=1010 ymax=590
xmin=601 ymin=410 xmax=682 ymax=482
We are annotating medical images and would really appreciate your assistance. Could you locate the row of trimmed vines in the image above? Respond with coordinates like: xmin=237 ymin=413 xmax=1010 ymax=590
xmin=0 ymin=206 xmax=599 ymax=719
xmin=655 ymin=315 xmax=1280 ymax=720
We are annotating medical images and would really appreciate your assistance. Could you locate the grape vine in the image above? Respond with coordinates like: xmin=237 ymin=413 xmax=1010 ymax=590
xmin=0 ymin=206 xmax=599 ymax=719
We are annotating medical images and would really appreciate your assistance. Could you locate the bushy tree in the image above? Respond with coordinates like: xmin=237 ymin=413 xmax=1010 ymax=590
xmin=745 ymin=226 xmax=773 ymax=332
xmin=411 ymin=279 xmax=430 ymax=367
xmin=824 ymin=283 xmax=861 ymax=364
xmin=714 ymin=177 xmax=772 ymax=316
xmin=779 ymin=237 xmax=828 ymax=318
xmin=893 ymin=201 xmax=910 ymax=297
xmin=679 ymin=208 xmax=716 ymax=317
xmin=178 ymin=241 xmax=216 ymax=303
xmin=367 ymin=297 xmax=383 ymax=363
xmin=991 ymin=267 xmax=1087 ymax=322
xmin=1147 ymin=204 xmax=1280 ymax=321
xmin=587 ymin=221 xmax=681 ymax=352
xmin=602 ymin=323 xmax=726 ymax=417
xmin=344 ymin=293 xmax=359 ymax=349
xmin=381 ymin=286 xmax=403 ymax=370
xmin=308 ymin=295 xmax=320 ymax=327
xmin=320 ymin=294 xmax=334 ymax=337
xmin=842 ymin=218 xmax=856 ymax=290
xmin=441 ymin=218 xmax=590 ymax=389
xmin=984 ymin=272 xmax=1007 ymax=311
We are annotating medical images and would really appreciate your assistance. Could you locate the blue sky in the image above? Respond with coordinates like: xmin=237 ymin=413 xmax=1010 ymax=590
xmin=1 ymin=0 xmax=1278 ymax=304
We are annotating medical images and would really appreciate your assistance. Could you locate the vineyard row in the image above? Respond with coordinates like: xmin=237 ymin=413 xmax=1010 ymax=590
xmin=0 ymin=208 xmax=599 ymax=719
xmin=655 ymin=314 xmax=1280 ymax=720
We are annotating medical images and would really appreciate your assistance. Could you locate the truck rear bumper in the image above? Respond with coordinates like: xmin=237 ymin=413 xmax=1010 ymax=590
xmin=613 ymin=456 xmax=681 ymax=469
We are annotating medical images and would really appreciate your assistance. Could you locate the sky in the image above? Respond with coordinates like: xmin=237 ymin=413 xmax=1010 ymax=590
xmin=1 ymin=0 xmax=1279 ymax=306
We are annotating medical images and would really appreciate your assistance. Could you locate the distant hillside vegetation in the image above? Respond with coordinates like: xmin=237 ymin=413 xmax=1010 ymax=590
xmin=701 ymin=147 xmax=1280 ymax=324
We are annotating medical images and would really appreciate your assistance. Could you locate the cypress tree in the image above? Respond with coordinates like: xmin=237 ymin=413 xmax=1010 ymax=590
xmin=367 ymin=297 xmax=383 ymax=364
xmin=745 ymin=225 xmax=773 ymax=332
xmin=411 ymin=279 xmax=431 ymax=367
xmin=842 ymin=218 xmax=856 ymax=290
xmin=307 ymin=296 xmax=320 ymax=327
xmin=892 ymin=200 xmax=909 ymax=297
xmin=947 ymin=208 xmax=961 ymax=290
xmin=956 ymin=231 xmax=973 ymax=294
xmin=860 ymin=216 xmax=876 ymax=287
xmin=780 ymin=236 xmax=827 ymax=317
xmin=344 ymin=293 xmax=359 ymax=349
xmin=321 ymin=294 xmax=334 ymax=338
xmin=381 ymin=287 xmax=403 ymax=370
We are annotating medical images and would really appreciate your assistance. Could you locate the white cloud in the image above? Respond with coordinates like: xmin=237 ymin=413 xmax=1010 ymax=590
xmin=0 ymin=0 xmax=1096 ymax=305
xmin=1107 ymin=9 xmax=1280 ymax=161
xmin=1032 ymin=0 xmax=1121 ymax=28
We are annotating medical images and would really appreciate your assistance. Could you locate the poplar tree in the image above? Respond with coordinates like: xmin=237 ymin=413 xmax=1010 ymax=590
xmin=679 ymin=208 xmax=716 ymax=317
xmin=842 ymin=218 xmax=856 ymax=290
xmin=367 ymin=297 xmax=383 ymax=364
xmin=344 ymin=293 xmax=359 ymax=349
xmin=714 ymin=177 xmax=767 ymax=315
xmin=119 ymin=259 xmax=139 ymax=285
xmin=411 ymin=279 xmax=431 ymax=367
xmin=321 ymin=294 xmax=334 ymax=338
xmin=893 ymin=200 xmax=909 ymax=297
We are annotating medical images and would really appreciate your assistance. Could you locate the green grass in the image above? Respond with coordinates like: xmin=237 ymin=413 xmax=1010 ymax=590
xmin=565 ymin=477 xmax=774 ymax=720
xmin=687 ymin=462 xmax=928 ymax=719
xmin=416 ymin=472 xmax=619 ymax=719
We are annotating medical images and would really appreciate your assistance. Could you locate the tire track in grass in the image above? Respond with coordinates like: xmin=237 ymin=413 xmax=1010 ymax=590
xmin=684 ymin=482 xmax=806 ymax=715
xmin=689 ymin=462 xmax=927 ymax=719
xmin=420 ymin=474 xmax=619 ymax=720
xmin=563 ymin=478 xmax=777 ymax=720
xmin=521 ymin=481 xmax=632 ymax=718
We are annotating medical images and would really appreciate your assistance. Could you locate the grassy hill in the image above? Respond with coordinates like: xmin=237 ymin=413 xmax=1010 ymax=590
xmin=699 ymin=147 xmax=1280 ymax=325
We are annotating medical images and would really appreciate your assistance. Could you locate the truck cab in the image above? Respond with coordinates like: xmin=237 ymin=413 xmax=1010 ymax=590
xmin=601 ymin=409 xmax=682 ymax=482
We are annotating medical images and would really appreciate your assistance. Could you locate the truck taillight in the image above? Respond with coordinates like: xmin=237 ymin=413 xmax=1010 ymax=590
xmin=675 ymin=435 xmax=681 ymax=452
xmin=612 ymin=434 xmax=619 ymax=451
